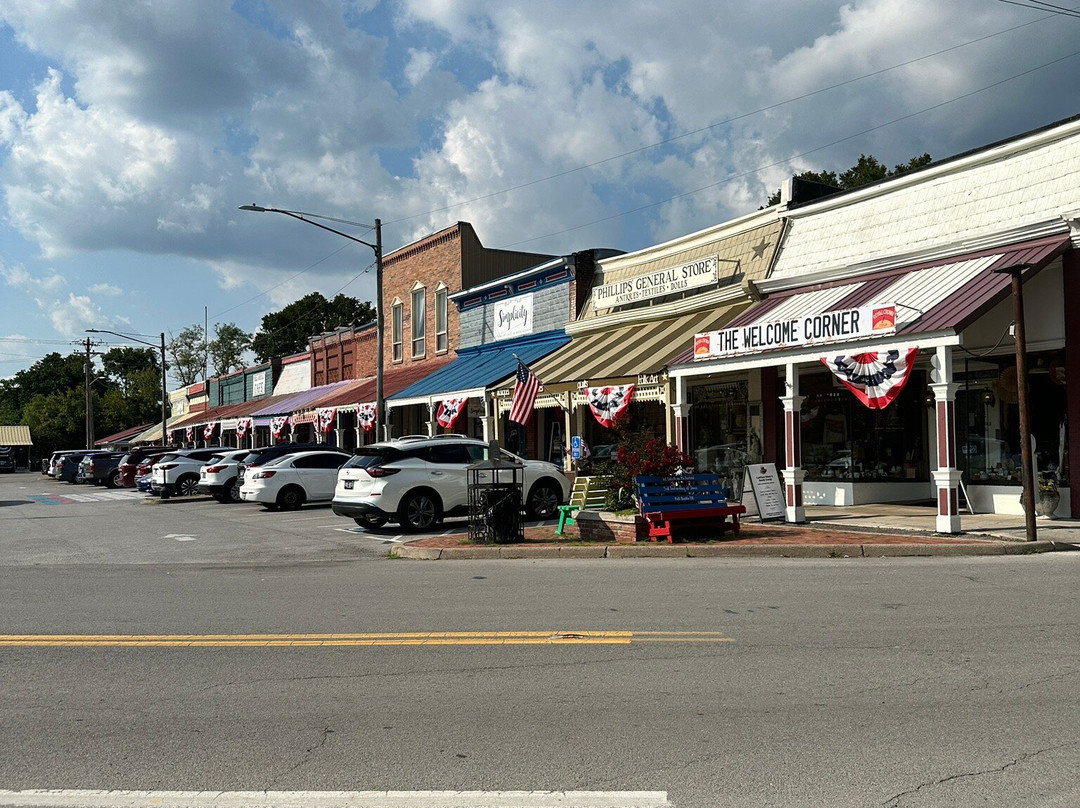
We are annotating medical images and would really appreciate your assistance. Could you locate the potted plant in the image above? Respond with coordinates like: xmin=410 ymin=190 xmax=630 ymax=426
xmin=1035 ymin=473 xmax=1060 ymax=518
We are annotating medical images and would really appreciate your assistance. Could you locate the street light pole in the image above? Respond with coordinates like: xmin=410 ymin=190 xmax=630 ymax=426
xmin=238 ymin=204 xmax=385 ymax=439
xmin=87 ymin=329 xmax=170 ymax=448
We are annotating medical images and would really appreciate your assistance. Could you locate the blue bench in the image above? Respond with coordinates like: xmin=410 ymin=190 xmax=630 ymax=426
xmin=635 ymin=473 xmax=746 ymax=543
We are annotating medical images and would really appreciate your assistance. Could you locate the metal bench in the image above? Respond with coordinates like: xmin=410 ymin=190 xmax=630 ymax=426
xmin=635 ymin=473 xmax=746 ymax=543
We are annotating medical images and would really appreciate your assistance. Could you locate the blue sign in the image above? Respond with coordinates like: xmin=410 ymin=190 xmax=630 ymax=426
xmin=571 ymin=436 xmax=582 ymax=459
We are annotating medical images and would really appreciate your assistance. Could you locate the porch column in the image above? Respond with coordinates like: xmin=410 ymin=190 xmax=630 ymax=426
xmin=426 ymin=402 xmax=436 ymax=437
xmin=672 ymin=375 xmax=689 ymax=454
xmin=931 ymin=345 xmax=962 ymax=534
xmin=563 ymin=395 xmax=573 ymax=472
xmin=481 ymin=395 xmax=493 ymax=443
xmin=780 ymin=363 xmax=806 ymax=524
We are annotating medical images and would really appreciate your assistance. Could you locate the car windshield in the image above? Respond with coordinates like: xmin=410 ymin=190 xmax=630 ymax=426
xmin=155 ymin=454 xmax=179 ymax=464
xmin=343 ymin=448 xmax=399 ymax=469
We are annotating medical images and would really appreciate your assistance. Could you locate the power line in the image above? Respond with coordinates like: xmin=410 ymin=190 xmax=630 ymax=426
xmin=500 ymin=43 xmax=1080 ymax=248
xmin=997 ymin=0 xmax=1080 ymax=19
xmin=384 ymin=14 xmax=1053 ymax=228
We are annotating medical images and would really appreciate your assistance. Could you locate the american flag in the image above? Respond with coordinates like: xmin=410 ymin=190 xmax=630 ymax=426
xmin=509 ymin=359 xmax=540 ymax=425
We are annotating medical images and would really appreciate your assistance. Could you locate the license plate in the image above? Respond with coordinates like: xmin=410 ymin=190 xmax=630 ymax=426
xmin=344 ymin=480 xmax=354 ymax=490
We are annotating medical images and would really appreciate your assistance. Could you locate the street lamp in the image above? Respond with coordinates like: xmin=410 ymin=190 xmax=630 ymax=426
xmin=86 ymin=329 xmax=170 ymax=449
xmin=238 ymin=204 xmax=385 ymax=439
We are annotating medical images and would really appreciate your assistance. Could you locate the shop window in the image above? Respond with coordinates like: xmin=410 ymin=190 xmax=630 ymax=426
xmin=688 ymin=381 xmax=752 ymax=493
xmin=411 ymin=286 xmax=426 ymax=358
xmin=435 ymin=285 xmax=448 ymax=354
xmin=799 ymin=370 xmax=929 ymax=483
xmin=391 ymin=300 xmax=403 ymax=362
xmin=955 ymin=353 xmax=1067 ymax=486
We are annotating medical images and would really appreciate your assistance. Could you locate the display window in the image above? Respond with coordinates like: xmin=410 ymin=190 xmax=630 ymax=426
xmin=955 ymin=353 xmax=1067 ymax=486
xmin=581 ymin=400 xmax=667 ymax=464
xmin=688 ymin=381 xmax=754 ymax=494
xmin=800 ymin=369 xmax=930 ymax=482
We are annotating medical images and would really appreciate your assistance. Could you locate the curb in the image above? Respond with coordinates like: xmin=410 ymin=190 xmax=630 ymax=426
xmin=394 ymin=539 xmax=1075 ymax=560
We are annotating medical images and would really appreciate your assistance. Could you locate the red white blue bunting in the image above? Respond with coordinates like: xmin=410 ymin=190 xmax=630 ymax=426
xmin=821 ymin=347 xmax=919 ymax=410
xmin=317 ymin=407 xmax=337 ymax=435
xmin=271 ymin=415 xmax=290 ymax=439
xmin=585 ymin=385 xmax=635 ymax=427
xmin=236 ymin=418 xmax=252 ymax=440
xmin=436 ymin=397 xmax=468 ymax=429
xmin=357 ymin=403 xmax=377 ymax=432
xmin=203 ymin=422 xmax=217 ymax=440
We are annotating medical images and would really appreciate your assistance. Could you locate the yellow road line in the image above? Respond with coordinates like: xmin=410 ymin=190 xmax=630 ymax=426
xmin=0 ymin=630 xmax=733 ymax=647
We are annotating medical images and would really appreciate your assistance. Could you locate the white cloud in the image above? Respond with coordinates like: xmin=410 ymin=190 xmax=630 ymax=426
xmin=48 ymin=292 xmax=104 ymax=337
xmin=89 ymin=283 xmax=123 ymax=296
xmin=0 ymin=260 xmax=66 ymax=294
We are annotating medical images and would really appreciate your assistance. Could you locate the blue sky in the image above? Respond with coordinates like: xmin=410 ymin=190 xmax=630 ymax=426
xmin=1 ymin=0 xmax=1079 ymax=381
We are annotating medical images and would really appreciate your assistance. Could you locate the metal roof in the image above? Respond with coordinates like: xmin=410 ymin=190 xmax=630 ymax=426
xmin=389 ymin=332 xmax=571 ymax=404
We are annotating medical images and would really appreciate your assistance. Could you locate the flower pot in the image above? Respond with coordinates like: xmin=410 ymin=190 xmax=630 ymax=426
xmin=1034 ymin=490 xmax=1060 ymax=518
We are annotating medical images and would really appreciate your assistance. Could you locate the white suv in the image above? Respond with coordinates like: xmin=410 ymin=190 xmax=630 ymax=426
xmin=332 ymin=435 xmax=569 ymax=531
xmin=151 ymin=447 xmax=230 ymax=498
xmin=197 ymin=449 xmax=252 ymax=503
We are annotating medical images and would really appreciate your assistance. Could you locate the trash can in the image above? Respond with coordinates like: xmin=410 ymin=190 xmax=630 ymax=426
xmin=467 ymin=445 xmax=524 ymax=544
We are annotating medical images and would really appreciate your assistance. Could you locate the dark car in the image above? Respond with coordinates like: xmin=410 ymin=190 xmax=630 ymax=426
xmin=237 ymin=442 xmax=332 ymax=484
xmin=0 ymin=446 xmax=15 ymax=473
xmin=117 ymin=447 xmax=173 ymax=487
xmin=56 ymin=450 xmax=94 ymax=483
xmin=80 ymin=451 xmax=126 ymax=487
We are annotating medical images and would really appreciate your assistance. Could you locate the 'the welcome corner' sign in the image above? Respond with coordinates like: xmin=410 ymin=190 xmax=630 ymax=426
xmin=694 ymin=303 xmax=898 ymax=360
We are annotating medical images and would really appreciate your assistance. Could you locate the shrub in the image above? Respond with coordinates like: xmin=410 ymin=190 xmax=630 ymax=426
xmin=605 ymin=432 xmax=693 ymax=510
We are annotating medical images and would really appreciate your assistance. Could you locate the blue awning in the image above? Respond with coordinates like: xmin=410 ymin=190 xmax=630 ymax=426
xmin=388 ymin=331 xmax=571 ymax=405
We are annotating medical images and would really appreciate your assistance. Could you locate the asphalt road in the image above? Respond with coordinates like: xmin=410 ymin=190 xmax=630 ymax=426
xmin=1 ymin=471 xmax=1078 ymax=808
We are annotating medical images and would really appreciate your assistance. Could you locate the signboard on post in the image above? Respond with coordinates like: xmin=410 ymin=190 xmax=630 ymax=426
xmin=741 ymin=463 xmax=785 ymax=521
xmin=571 ymin=436 xmax=582 ymax=459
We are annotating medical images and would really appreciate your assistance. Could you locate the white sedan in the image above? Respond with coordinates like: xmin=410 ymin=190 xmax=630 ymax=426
xmin=239 ymin=450 xmax=351 ymax=510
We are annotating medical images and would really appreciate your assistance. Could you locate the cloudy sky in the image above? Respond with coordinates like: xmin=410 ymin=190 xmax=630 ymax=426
xmin=1 ymin=0 xmax=1078 ymax=380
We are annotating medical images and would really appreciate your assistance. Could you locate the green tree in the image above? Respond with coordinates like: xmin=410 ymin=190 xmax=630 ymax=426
xmin=101 ymin=347 xmax=158 ymax=395
xmin=21 ymin=388 xmax=86 ymax=453
xmin=208 ymin=322 xmax=251 ymax=377
xmin=168 ymin=325 xmax=206 ymax=386
xmin=767 ymin=152 xmax=933 ymax=206
xmin=251 ymin=293 xmax=376 ymax=363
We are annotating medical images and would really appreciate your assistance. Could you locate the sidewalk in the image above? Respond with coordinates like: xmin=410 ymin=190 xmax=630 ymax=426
xmin=396 ymin=505 xmax=1079 ymax=560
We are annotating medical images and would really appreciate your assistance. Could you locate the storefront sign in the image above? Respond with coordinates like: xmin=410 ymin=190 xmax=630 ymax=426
xmin=493 ymin=293 xmax=533 ymax=340
xmin=252 ymin=375 xmax=266 ymax=396
xmin=694 ymin=303 xmax=898 ymax=360
xmin=593 ymin=256 xmax=719 ymax=308
xmin=741 ymin=463 xmax=785 ymax=521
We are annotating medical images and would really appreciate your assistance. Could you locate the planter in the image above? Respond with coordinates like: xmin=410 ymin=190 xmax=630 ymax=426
xmin=575 ymin=510 xmax=649 ymax=543
xmin=1035 ymin=490 xmax=1060 ymax=518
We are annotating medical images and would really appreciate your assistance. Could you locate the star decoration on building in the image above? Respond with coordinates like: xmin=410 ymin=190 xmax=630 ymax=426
xmin=751 ymin=237 xmax=771 ymax=259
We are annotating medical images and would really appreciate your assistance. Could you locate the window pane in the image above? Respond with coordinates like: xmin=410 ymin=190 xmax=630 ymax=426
xmin=392 ymin=304 xmax=403 ymax=362
xmin=412 ymin=289 xmax=426 ymax=357
xmin=436 ymin=288 xmax=448 ymax=352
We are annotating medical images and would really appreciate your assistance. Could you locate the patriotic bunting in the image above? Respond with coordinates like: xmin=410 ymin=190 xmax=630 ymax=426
xmin=236 ymin=418 xmax=252 ymax=440
xmin=271 ymin=415 xmax=290 ymax=439
xmin=357 ymin=403 xmax=377 ymax=432
xmin=821 ymin=347 xmax=919 ymax=410
xmin=585 ymin=385 xmax=635 ymax=428
xmin=436 ymin=397 xmax=468 ymax=429
xmin=203 ymin=422 xmax=217 ymax=440
xmin=185 ymin=426 xmax=194 ymax=444
xmin=317 ymin=407 xmax=337 ymax=435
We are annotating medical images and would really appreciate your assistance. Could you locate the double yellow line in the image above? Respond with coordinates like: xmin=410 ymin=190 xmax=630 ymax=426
xmin=0 ymin=631 xmax=733 ymax=647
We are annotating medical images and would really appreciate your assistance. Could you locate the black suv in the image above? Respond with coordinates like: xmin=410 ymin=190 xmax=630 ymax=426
xmin=81 ymin=451 xmax=126 ymax=487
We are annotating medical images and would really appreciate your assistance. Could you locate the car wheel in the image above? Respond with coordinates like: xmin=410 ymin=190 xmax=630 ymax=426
xmin=277 ymin=486 xmax=305 ymax=511
xmin=107 ymin=470 xmax=122 ymax=489
xmin=177 ymin=475 xmax=200 ymax=497
xmin=225 ymin=477 xmax=241 ymax=503
xmin=353 ymin=514 xmax=388 ymax=529
xmin=398 ymin=490 xmax=441 ymax=532
xmin=526 ymin=479 xmax=562 ymax=520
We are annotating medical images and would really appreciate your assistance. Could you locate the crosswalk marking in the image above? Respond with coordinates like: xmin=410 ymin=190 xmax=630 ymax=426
xmin=0 ymin=791 xmax=671 ymax=807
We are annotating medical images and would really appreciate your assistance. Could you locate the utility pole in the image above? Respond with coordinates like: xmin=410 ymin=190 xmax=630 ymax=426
xmin=83 ymin=337 xmax=95 ymax=450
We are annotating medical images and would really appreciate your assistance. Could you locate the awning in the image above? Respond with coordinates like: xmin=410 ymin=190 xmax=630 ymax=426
xmin=501 ymin=304 xmax=748 ymax=394
xmin=94 ymin=423 xmax=153 ymax=447
xmin=388 ymin=332 xmax=571 ymax=408
xmin=309 ymin=363 xmax=452 ymax=414
xmin=249 ymin=380 xmax=354 ymax=422
xmin=0 ymin=425 xmax=33 ymax=446
xmin=671 ymin=233 xmax=1070 ymax=371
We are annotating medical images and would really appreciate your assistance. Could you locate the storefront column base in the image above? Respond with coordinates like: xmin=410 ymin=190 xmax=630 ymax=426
xmin=932 ymin=468 xmax=963 ymax=534
xmin=782 ymin=467 xmax=806 ymax=524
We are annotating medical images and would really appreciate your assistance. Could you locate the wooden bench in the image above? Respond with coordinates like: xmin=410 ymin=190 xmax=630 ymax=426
xmin=635 ymin=473 xmax=746 ymax=543
xmin=556 ymin=475 xmax=611 ymax=534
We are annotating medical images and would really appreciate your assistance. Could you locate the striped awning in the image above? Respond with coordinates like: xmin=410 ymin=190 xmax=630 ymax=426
xmin=0 ymin=425 xmax=33 ymax=446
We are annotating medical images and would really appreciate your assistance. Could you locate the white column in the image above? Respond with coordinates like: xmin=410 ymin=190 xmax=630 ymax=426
xmin=481 ymin=395 xmax=493 ymax=443
xmin=780 ymin=363 xmax=806 ymax=524
xmin=426 ymin=402 xmax=436 ymax=437
xmin=931 ymin=345 xmax=962 ymax=534
xmin=672 ymin=375 xmax=689 ymax=455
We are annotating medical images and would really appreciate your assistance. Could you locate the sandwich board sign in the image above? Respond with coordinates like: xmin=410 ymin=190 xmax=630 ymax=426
xmin=741 ymin=463 xmax=785 ymax=521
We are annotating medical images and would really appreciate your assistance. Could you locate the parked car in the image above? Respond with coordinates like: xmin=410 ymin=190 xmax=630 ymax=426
xmin=56 ymin=451 xmax=95 ymax=483
xmin=0 ymin=446 xmax=15 ymax=473
xmin=47 ymin=450 xmax=81 ymax=477
xmin=236 ymin=442 xmax=333 ymax=485
xmin=151 ymin=447 xmax=229 ymax=498
xmin=197 ymin=449 xmax=252 ymax=503
xmin=239 ymin=449 xmax=351 ymax=510
xmin=117 ymin=447 xmax=172 ymax=487
xmin=78 ymin=451 xmax=126 ymax=487
xmin=332 ymin=435 xmax=569 ymax=531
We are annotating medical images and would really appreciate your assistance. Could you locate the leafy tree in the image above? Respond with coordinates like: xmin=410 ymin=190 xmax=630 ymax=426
xmin=251 ymin=293 xmax=376 ymax=363
xmin=101 ymin=347 xmax=159 ymax=395
xmin=168 ymin=325 xmax=206 ymax=386
xmin=208 ymin=322 xmax=251 ymax=377
xmin=21 ymin=388 xmax=86 ymax=453
xmin=767 ymin=152 xmax=933 ymax=206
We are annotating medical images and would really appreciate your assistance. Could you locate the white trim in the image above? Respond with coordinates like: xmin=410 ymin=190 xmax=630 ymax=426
xmin=568 ymin=284 xmax=746 ymax=335
xmin=389 ymin=387 xmax=487 ymax=410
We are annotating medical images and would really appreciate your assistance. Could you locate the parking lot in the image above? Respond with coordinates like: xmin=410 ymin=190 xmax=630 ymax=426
xmin=0 ymin=470 xmax=467 ymax=567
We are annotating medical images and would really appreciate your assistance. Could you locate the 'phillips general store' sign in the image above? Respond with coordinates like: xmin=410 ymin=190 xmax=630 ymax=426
xmin=694 ymin=304 xmax=898 ymax=359
xmin=593 ymin=256 xmax=719 ymax=308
